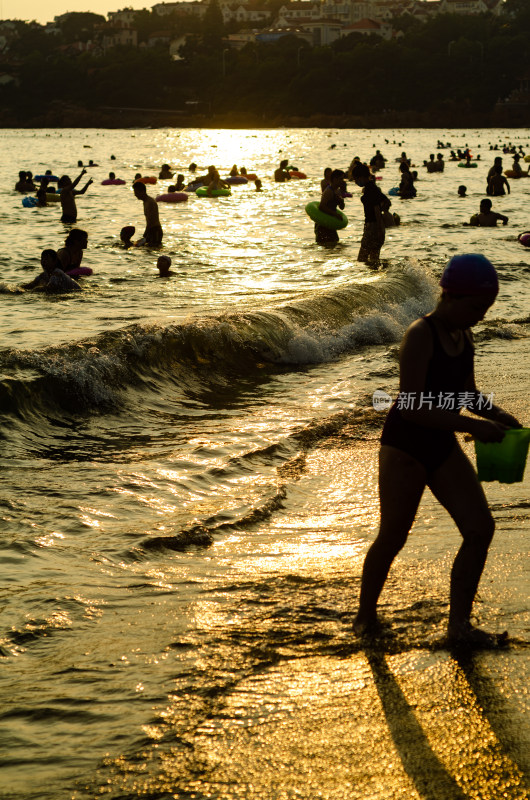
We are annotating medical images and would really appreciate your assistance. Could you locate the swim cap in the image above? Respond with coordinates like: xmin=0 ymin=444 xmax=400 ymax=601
xmin=440 ymin=253 xmax=498 ymax=295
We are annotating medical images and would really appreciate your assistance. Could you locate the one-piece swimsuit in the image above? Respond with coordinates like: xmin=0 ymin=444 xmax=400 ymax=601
xmin=381 ymin=315 xmax=474 ymax=476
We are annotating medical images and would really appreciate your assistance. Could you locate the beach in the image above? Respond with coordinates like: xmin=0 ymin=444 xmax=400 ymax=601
xmin=0 ymin=127 xmax=528 ymax=799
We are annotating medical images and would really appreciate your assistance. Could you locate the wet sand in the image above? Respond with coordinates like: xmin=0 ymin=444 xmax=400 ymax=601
xmin=93 ymin=431 xmax=529 ymax=799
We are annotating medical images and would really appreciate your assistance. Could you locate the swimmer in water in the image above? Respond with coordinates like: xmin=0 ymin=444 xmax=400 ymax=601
xmin=22 ymin=249 xmax=82 ymax=293
xmin=156 ymin=255 xmax=175 ymax=277
xmin=15 ymin=171 xmax=30 ymax=192
xmin=469 ymin=199 xmax=508 ymax=227
xmin=320 ymin=167 xmax=332 ymax=193
xmin=458 ymin=185 xmax=467 ymax=197
xmin=57 ymin=229 xmax=88 ymax=272
xmin=353 ymin=254 xmax=521 ymax=647
xmin=205 ymin=169 xmax=230 ymax=197
xmin=120 ymin=226 xmax=136 ymax=248
xmin=315 ymin=168 xmax=346 ymax=246
xmin=274 ymin=160 xmax=291 ymax=182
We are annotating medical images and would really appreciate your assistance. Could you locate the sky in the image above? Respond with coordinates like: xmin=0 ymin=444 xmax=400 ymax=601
xmin=1 ymin=0 xmax=154 ymax=25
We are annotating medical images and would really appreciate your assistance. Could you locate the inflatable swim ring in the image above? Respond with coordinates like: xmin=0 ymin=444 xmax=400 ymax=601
xmin=66 ymin=267 xmax=93 ymax=277
xmin=196 ymin=187 xmax=231 ymax=197
xmin=225 ymin=176 xmax=248 ymax=185
xmin=156 ymin=192 xmax=188 ymax=203
xmin=458 ymin=162 xmax=477 ymax=168
xmin=504 ymin=170 xmax=527 ymax=178
xmin=22 ymin=196 xmax=37 ymax=208
xmin=46 ymin=192 xmax=61 ymax=202
xmin=101 ymin=178 xmax=126 ymax=185
xmin=525 ymin=155 xmax=530 ymax=163
xmin=243 ymin=173 xmax=258 ymax=180
xmin=290 ymin=171 xmax=307 ymax=179
xmin=305 ymin=201 xmax=348 ymax=230
xmin=518 ymin=232 xmax=530 ymax=247
xmin=137 ymin=176 xmax=157 ymax=184
xmin=388 ymin=187 xmax=400 ymax=196
xmin=35 ymin=175 xmax=58 ymax=182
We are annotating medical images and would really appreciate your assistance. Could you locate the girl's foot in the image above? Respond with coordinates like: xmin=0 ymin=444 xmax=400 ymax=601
xmin=353 ymin=614 xmax=380 ymax=636
xmin=447 ymin=622 xmax=508 ymax=649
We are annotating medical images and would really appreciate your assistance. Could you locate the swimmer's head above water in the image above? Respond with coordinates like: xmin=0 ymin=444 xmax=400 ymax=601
xmin=65 ymin=228 xmax=88 ymax=249
xmin=157 ymin=255 xmax=173 ymax=277
xmin=41 ymin=249 xmax=61 ymax=273
xmin=120 ymin=226 xmax=136 ymax=247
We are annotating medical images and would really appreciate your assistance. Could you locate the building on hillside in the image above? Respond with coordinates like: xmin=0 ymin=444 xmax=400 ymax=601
xmin=107 ymin=8 xmax=138 ymax=26
xmin=55 ymin=40 xmax=99 ymax=55
xmin=342 ymin=16 xmax=392 ymax=37
xmin=403 ymin=1 xmax=439 ymax=21
xmin=224 ymin=30 xmax=259 ymax=47
xmin=318 ymin=1 xmax=351 ymax=22
xmin=102 ymin=26 xmax=138 ymax=48
xmin=220 ymin=3 xmax=270 ymax=24
xmin=318 ymin=0 xmax=404 ymax=24
xmin=255 ymin=25 xmax=313 ymax=44
xmin=300 ymin=17 xmax=346 ymax=44
xmin=152 ymin=2 xmax=206 ymax=16
xmin=276 ymin=2 xmax=322 ymax=23
xmin=147 ymin=30 xmax=173 ymax=45
xmin=438 ymin=0 xmax=503 ymax=13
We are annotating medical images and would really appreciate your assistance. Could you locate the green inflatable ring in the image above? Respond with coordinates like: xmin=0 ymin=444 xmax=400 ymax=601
xmin=305 ymin=201 xmax=348 ymax=230
xmin=196 ymin=187 xmax=231 ymax=197
xmin=457 ymin=162 xmax=477 ymax=168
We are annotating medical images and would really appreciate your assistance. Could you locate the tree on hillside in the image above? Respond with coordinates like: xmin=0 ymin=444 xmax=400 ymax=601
xmin=202 ymin=0 xmax=224 ymax=50
xmin=59 ymin=12 xmax=106 ymax=42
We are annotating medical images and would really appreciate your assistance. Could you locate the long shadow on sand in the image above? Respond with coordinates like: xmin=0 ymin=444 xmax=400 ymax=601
xmin=366 ymin=648 xmax=467 ymax=800
xmin=452 ymin=648 xmax=530 ymax=785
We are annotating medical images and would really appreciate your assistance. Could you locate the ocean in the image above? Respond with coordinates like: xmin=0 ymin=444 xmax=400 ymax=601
xmin=0 ymin=127 xmax=529 ymax=800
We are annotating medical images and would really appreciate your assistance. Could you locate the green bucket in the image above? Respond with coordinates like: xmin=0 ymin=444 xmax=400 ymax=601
xmin=474 ymin=427 xmax=530 ymax=483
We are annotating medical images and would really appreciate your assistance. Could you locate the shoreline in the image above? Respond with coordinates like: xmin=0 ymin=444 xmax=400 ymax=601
xmin=1 ymin=105 xmax=529 ymax=130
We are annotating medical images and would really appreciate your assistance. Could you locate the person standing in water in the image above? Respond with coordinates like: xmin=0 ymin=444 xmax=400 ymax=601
xmin=58 ymin=168 xmax=92 ymax=224
xmin=274 ymin=160 xmax=291 ymax=182
xmin=133 ymin=181 xmax=163 ymax=246
xmin=351 ymin=163 xmax=389 ymax=264
xmin=354 ymin=254 xmax=521 ymax=646
xmin=315 ymin=169 xmax=346 ymax=245
xmin=487 ymin=165 xmax=510 ymax=196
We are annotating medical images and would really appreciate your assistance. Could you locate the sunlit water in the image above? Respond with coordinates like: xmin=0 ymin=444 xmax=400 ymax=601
xmin=0 ymin=128 xmax=529 ymax=799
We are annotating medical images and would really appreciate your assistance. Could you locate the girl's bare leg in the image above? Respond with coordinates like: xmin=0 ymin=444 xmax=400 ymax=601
xmin=427 ymin=445 xmax=501 ymax=644
xmin=354 ymin=445 xmax=426 ymax=633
